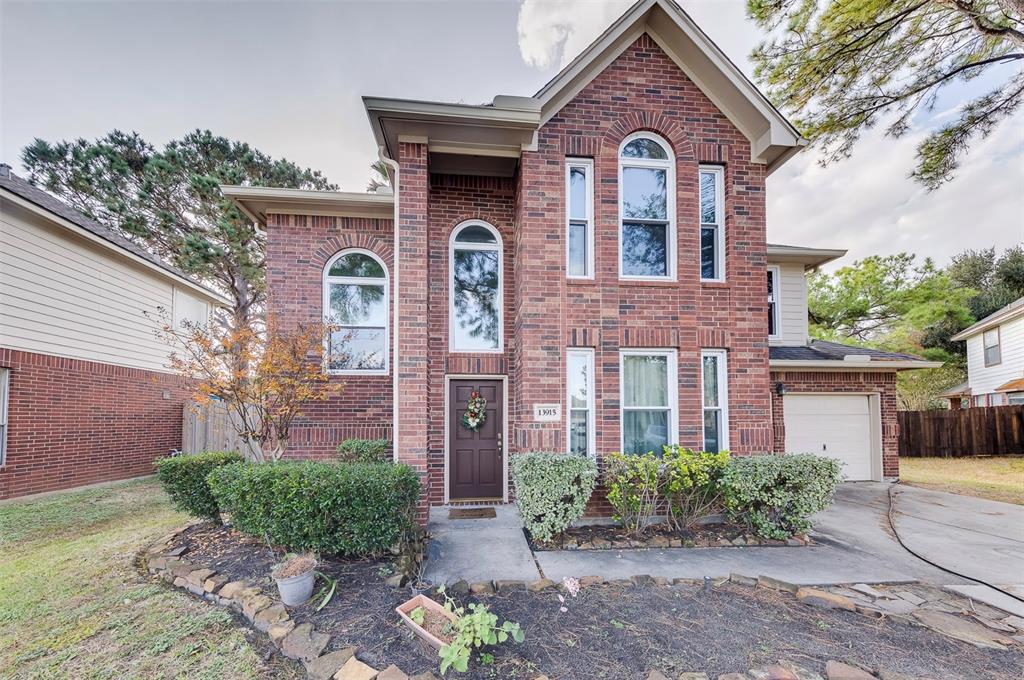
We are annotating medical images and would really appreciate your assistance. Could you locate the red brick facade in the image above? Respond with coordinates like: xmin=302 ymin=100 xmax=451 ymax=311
xmin=770 ymin=370 xmax=900 ymax=478
xmin=0 ymin=348 xmax=190 ymax=500
xmin=263 ymin=35 xmax=902 ymax=514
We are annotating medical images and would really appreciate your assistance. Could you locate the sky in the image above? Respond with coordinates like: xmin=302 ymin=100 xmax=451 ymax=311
xmin=2 ymin=0 xmax=1021 ymax=268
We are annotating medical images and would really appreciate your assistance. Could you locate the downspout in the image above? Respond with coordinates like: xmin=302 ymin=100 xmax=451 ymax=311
xmin=378 ymin=147 xmax=401 ymax=463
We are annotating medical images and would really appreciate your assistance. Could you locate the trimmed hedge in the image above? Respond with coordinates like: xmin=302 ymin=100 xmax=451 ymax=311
xmin=207 ymin=460 xmax=420 ymax=556
xmin=511 ymin=452 xmax=598 ymax=542
xmin=336 ymin=438 xmax=390 ymax=463
xmin=155 ymin=451 xmax=244 ymax=522
xmin=722 ymin=453 xmax=842 ymax=539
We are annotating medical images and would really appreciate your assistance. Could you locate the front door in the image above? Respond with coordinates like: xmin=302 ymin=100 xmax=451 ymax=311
xmin=448 ymin=379 xmax=503 ymax=500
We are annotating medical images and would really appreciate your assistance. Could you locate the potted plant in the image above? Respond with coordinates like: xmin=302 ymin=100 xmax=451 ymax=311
xmin=396 ymin=593 xmax=458 ymax=651
xmin=271 ymin=553 xmax=317 ymax=606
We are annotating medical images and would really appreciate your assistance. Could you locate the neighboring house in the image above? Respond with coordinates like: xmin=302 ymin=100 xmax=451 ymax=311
xmin=0 ymin=165 xmax=225 ymax=500
xmin=224 ymin=0 xmax=936 ymax=517
xmin=948 ymin=297 xmax=1024 ymax=407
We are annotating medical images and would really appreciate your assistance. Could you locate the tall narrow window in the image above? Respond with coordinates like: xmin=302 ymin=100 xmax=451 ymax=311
xmin=983 ymin=328 xmax=1001 ymax=366
xmin=767 ymin=266 xmax=780 ymax=338
xmin=450 ymin=221 xmax=503 ymax=352
xmin=701 ymin=349 xmax=729 ymax=452
xmin=619 ymin=133 xmax=675 ymax=279
xmin=324 ymin=250 xmax=388 ymax=373
xmin=620 ymin=349 xmax=677 ymax=455
xmin=0 ymin=367 xmax=8 ymax=466
xmin=699 ymin=165 xmax=724 ymax=281
xmin=566 ymin=159 xmax=594 ymax=278
xmin=567 ymin=349 xmax=595 ymax=457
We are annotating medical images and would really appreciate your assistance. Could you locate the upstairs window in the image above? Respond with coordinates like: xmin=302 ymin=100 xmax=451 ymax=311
xmin=450 ymin=221 xmax=503 ymax=352
xmin=767 ymin=266 xmax=780 ymax=338
xmin=983 ymin=328 xmax=1001 ymax=366
xmin=324 ymin=250 xmax=388 ymax=373
xmin=619 ymin=133 xmax=675 ymax=279
xmin=699 ymin=165 xmax=725 ymax=281
xmin=566 ymin=159 xmax=594 ymax=278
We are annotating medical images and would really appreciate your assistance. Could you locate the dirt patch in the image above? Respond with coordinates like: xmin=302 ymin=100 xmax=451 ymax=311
xmin=169 ymin=523 xmax=1023 ymax=680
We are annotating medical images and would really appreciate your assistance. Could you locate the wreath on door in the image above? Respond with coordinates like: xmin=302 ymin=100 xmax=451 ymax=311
xmin=461 ymin=391 xmax=487 ymax=431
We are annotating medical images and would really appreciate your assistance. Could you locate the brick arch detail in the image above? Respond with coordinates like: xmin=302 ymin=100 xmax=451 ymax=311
xmin=311 ymin=232 xmax=394 ymax=273
xmin=602 ymin=112 xmax=696 ymax=162
xmin=446 ymin=215 xmax=511 ymax=242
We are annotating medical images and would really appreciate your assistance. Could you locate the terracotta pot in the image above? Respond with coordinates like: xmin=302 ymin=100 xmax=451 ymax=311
xmin=395 ymin=594 xmax=458 ymax=651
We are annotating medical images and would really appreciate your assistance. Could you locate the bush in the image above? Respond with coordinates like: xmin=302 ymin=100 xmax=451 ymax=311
xmin=604 ymin=452 xmax=662 ymax=536
xmin=721 ymin=453 xmax=842 ymax=540
xmin=511 ymin=452 xmax=598 ymax=543
xmin=207 ymin=460 xmax=420 ymax=555
xmin=662 ymin=446 xmax=730 ymax=530
xmin=336 ymin=438 xmax=390 ymax=463
xmin=155 ymin=451 xmax=243 ymax=522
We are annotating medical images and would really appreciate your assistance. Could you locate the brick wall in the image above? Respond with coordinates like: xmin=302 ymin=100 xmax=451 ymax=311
xmin=769 ymin=370 xmax=900 ymax=478
xmin=0 ymin=347 xmax=189 ymax=500
xmin=515 ymin=34 xmax=772 ymax=462
xmin=264 ymin=213 xmax=395 ymax=458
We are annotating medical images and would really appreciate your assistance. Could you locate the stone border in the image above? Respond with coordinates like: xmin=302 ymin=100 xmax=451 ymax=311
xmin=535 ymin=532 xmax=811 ymax=552
xmin=143 ymin=526 xmax=436 ymax=680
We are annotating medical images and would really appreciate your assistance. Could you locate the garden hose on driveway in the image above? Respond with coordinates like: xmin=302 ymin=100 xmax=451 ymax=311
xmin=885 ymin=481 xmax=1024 ymax=605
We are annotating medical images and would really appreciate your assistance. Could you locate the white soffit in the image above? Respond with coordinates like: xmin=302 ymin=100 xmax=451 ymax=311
xmin=220 ymin=185 xmax=395 ymax=224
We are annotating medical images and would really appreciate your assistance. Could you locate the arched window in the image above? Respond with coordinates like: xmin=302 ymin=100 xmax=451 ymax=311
xmin=618 ymin=132 xmax=675 ymax=279
xmin=449 ymin=220 xmax=503 ymax=352
xmin=323 ymin=249 xmax=388 ymax=373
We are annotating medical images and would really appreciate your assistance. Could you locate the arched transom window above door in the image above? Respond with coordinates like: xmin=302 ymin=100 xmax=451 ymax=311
xmin=449 ymin=220 xmax=503 ymax=353
xmin=323 ymin=249 xmax=388 ymax=374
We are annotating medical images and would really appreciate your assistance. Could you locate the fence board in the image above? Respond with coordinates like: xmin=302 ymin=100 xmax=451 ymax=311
xmin=182 ymin=401 xmax=242 ymax=454
xmin=898 ymin=405 xmax=1024 ymax=457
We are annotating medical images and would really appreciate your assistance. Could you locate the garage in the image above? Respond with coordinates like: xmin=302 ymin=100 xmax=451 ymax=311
xmin=783 ymin=394 xmax=877 ymax=481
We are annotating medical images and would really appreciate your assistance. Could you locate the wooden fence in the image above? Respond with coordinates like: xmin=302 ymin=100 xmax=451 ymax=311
xmin=898 ymin=405 xmax=1024 ymax=457
xmin=182 ymin=401 xmax=243 ymax=454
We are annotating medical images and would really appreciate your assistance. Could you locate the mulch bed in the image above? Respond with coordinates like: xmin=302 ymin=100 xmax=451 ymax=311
xmin=526 ymin=520 xmax=809 ymax=551
xmin=170 ymin=523 xmax=1023 ymax=680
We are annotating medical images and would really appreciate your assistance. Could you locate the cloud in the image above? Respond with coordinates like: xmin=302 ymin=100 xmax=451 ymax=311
xmin=517 ymin=0 xmax=632 ymax=69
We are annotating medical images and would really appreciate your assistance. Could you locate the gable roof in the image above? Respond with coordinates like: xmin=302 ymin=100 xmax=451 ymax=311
xmin=950 ymin=297 xmax=1024 ymax=341
xmin=533 ymin=0 xmax=804 ymax=171
xmin=364 ymin=0 xmax=805 ymax=176
xmin=0 ymin=165 xmax=226 ymax=304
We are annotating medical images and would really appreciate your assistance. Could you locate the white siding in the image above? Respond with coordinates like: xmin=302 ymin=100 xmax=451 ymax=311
xmin=769 ymin=261 xmax=809 ymax=346
xmin=0 ymin=199 xmax=207 ymax=372
xmin=965 ymin=315 xmax=1024 ymax=397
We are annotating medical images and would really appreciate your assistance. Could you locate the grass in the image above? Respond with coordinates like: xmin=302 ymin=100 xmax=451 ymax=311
xmin=899 ymin=456 xmax=1024 ymax=505
xmin=0 ymin=478 xmax=302 ymax=680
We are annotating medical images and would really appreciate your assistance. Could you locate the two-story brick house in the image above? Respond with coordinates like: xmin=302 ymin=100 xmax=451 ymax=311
xmin=224 ymin=0 xmax=936 ymax=517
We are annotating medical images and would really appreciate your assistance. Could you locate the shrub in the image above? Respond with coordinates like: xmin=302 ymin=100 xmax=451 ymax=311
xmin=510 ymin=452 xmax=598 ymax=543
xmin=604 ymin=452 xmax=662 ymax=536
xmin=207 ymin=460 xmax=420 ymax=555
xmin=721 ymin=453 xmax=843 ymax=540
xmin=155 ymin=451 xmax=243 ymax=522
xmin=662 ymin=446 xmax=730 ymax=530
xmin=336 ymin=438 xmax=390 ymax=463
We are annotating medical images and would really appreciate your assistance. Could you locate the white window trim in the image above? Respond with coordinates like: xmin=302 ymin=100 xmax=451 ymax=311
xmin=566 ymin=348 xmax=596 ymax=458
xmin=618 ymin=348 xmax=679 ymax=454
xmin=700 ymin=349 xmax=729 ymax=452
xmin=699 ymin=165 xmax=726 ymax=283
xmin=0 ymin=367 xmax=8 ymax=467
xmin=983 ymin=327 xmax=1001 ymax=366
xmin=566 ymin=158 xmax=595 ymax=280
xmin=618 ymin=132 xmax=676 ymax=282
xmin=323 ymin=248 xmax=389 ymax=376
xmin=449 ymin=220 xmax=504 ymax=354
xmin=767 ymin=265 xmax=781 ymax=339
xmin=1008 ymin=392 xmax=1024 ymax=406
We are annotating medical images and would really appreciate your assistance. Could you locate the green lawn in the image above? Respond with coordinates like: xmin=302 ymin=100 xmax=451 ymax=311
xmin=0 ymin=478 xmax=301 ymax=680
xmin=899 ymin=456 xmax=1024 ymax=505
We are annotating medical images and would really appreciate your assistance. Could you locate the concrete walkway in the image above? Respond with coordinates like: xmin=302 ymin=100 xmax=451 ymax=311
xmin=423 ymin=483 xmax=1024 ymax=615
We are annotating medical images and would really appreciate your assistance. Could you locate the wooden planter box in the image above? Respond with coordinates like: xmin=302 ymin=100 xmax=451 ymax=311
xmin=395 ymin=594 xmax=458 ymax=651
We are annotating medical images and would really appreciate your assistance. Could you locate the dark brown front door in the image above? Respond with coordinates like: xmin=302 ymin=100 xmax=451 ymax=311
xmin=448 ymin=379 xmax=503 ymax=500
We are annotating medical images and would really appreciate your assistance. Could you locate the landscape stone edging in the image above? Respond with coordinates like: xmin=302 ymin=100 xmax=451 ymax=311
xmin=535 ymin=532 xmax=811 ymax=551
xmin=142 ymin=526 xmax=429 ymax=680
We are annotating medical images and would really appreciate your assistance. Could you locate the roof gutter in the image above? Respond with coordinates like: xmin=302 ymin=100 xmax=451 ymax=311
xmin=377 ymin=147 xmax=401 ymax=464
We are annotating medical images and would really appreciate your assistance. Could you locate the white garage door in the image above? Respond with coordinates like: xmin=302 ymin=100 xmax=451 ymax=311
xmin=784 ymin=394 xmax=874 ymax=481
